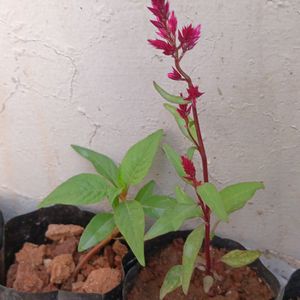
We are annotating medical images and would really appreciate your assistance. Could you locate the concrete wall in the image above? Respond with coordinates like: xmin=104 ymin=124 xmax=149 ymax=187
xmin=0 ymin=0 xmax=299 ymax=259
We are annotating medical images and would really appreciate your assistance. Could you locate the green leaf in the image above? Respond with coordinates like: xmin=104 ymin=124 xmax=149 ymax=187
xmin=221 ymin=250 xmax=261 ymax=268
xmin=119 ymin=129 xmax=163 ymax=186
xmin=114 ymin=200 xmax=145 ymax=266
xmin=163 ymin=104 xmax=189 ymax=139
xmin=71 ymin=145 xmax=119 ymax=186
xmin=188 ymin=121 xmax=197 ymax=139
xmin=144 ymin=203 xmax=202 ymax=241
xmin=163 ymin=104 xmax=197 ymax=142
xmin=186 ymin=146 xmax=197 ymax=160
xmin=106 ymin=186 xmax=123 ymax=205
xmin=39 ymin=174 xmax=109 ymax=208
xmin=160 ymin=265 xmax=182 ymax=300
xmin=135 ymin=180 xmax=156 ymax=202
xmin=163 ymin=144 xmax=185 ymax=178
xmin=220 ymin=182 xmax=265 ymax=214
xmin=182 ymin=225 xmax=205 ymax=294
xmin=78 ymin=213 xmax=115 ymax=252
xmin=175 ymin=186 xmax=195 ymax=205
xmin=154 ymin=82 xmax=187 ymax=104
xmin=140 ymin=195 xmax=176 ymax=219
xmin=197 ymin=183 xmax=228 ymax=222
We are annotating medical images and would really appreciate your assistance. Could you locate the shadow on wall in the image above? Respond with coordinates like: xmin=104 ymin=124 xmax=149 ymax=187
xmin=0 ymin=189 xmax=38 ymax=221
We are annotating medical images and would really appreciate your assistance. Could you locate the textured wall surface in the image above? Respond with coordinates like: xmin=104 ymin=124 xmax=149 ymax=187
xmin=0 ymin=1 xmax=299 ymax=258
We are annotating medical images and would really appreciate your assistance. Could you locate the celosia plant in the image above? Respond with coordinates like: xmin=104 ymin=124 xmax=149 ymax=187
xmin=39 ymin=130 xmax=168 ymax=273
xmin=147 ymin=0 xmax=264 ymax=298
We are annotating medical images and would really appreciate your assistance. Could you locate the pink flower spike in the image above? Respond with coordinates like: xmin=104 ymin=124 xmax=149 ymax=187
xmin=150 ymin=20 xmax=164 ymax=29
xmin=147 ymin=6 xmax=161 ymax=18
xmin=168 ymin=11 xmax=177 ymax=35
xmin=179 ymin=24 xmax=201 ymax=51
xmin=177 ymin=102 xmax=192 ymax=120
xmin=156 ymin=29 xmax=169 ymax=40
xmin=181 ymin=156 xmax=196 ymax=179
xmin=168 ymin=67 xmax=182 ymax=81
xmin=187 ymin=85 xmax=204 ymax=101
xmin=177 ymin=107 xmax=187 ymax=120
xmin=151 ymin=0 xmax=170 ymax=19
xmin=164 ymin=1 xmax=170 ymax=16
xmin=148 ymin=39 xmax=175 ymax=56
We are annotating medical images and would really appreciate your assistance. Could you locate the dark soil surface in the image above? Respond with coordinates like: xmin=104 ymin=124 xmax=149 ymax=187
xmin=6 ymin=224 xmax=128 ymax=294
xmin=128 ymin=238 xmax=274 ymax=300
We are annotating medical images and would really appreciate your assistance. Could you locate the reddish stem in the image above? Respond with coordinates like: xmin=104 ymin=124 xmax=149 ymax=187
xmin=161 ymin=16 xmax=212 ymax=275
xmin=174 ymin=54 xmax=212 ymax=275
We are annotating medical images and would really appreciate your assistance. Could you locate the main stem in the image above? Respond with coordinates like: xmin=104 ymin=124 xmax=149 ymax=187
xmin=175 ymin=55 xmax=212 ymax=275
xmin=192 ymin=104 xmax=211 ymax=275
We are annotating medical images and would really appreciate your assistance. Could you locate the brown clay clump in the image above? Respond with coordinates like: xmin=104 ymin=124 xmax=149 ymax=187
xmin=16 ymin=243 xmax=46 ymax=266
xmin=49 ymin=254 xmax=75 ymax=284
xmin=82 ymin=268 xmax=122 ymax=294
xmin=6 ymin=224 xmax=127 ymax=294
xmin=45 ymin=224 xmax=84 ymax=241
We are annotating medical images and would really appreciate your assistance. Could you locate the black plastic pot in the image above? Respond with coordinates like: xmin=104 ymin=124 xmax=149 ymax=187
xmin=0 ymin=205 xmax=126 ymax=300
xmin=283 ymin=269 xmax=300 ymax=300
xmin=123 ymin=230 xmax=282 ymax=300
xmin=0 ymin=209 xmax=4 ymax=285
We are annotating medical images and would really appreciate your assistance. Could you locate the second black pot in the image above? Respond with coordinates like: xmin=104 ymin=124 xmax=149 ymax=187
xmin=123 ymin=230 xmax=282 ymax=300
xmin=283 ymin=269 xmax=300 ymax=300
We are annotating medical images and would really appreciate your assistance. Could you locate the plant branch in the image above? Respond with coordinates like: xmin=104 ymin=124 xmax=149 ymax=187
xmin=73 ymin=227 xmax=120 ymax=278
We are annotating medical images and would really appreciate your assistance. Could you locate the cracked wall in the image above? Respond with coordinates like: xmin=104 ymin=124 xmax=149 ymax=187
xmin=0 ymin=0 xmax=300 ymax=259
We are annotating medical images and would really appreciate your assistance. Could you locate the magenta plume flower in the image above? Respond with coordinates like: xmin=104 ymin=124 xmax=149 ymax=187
xmin=181 ymin=156 xmax=196 ymax=181
xmin=148 ymin=39 xmax=175 ymax=56
xmin=148 ymin=1 xmax=201 ymax=61
xmin=148 ymin=1 xmax=178 ymax=56
xmin=168 ymin=11 xmax=177 ymax=35
xmin=149 ymin=0 xmax=170 ymax=21
xmin=177 ymin=103 xmax=191 ymax=120
xmin=179 ymin=24 xmax=201 ymax=52
xmin=187 ymin=85 xmax=204 ymax=101
xmin=168 ymin=67 xmax=182 ymax=81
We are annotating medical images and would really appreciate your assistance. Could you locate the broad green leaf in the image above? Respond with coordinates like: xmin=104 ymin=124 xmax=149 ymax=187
xmin=220 ymin=182 xmax=265 ymax=214
xmin=175 ymin=186 xmax=195 ymax=205
xmin=154 ymin=82 xmax=187 ymax=104
xmin=144 ymin=203 xmax=202 ymax=241
xmin=140 ymin=195 xmax=176 ymax=219
xmin=182 ymin=225 xmax=205 ymax=294
xmin=135 ymin=180 xmax=156 ymax=202
xmin=39 ymin=174 xmax=109 ymax=208
xmin=221 ymin=250 xmax=261 ymax=268
xmin=106 ymin=186 xmax=123 ymax=205
xmin=119 ymin=130 xmax=163 ymax=186
xmin=186 ymin=146 xmax=197 ymax=160
xmin=114 ymin=200 xmax=145 ymax=266
xmin=78 ymin=213 xmax=115 ymax=251
xmin=160 ymin=265 xmax=182 ymax=300
xmin=197 ymin=183 xmax=228 ymax=222
xmin=71 ymin=145 xmax=119 ymax=186
xmin=163 ymin=144 xmax=185 ymax=178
